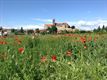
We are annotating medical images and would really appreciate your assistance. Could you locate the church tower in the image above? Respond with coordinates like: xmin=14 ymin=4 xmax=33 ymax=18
xmin=53 ymin=19 xmax=56 ymax=25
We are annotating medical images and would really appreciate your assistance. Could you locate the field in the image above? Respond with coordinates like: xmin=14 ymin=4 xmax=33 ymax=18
xmin=0 ymin=33 xmax=107 ymax=80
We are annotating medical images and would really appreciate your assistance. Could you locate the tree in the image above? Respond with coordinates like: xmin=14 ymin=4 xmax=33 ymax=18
xmin=47 ymin=26 xmax=57 ymax=34
xmin=35 ymin=28 xmax=40 ymax=33
xmin=102 ymin=25 xmax=105 ymax=31
xmin=51 ymin=26 xmax=57 ymax=33
xmin=20 ymin=27 xmax=24 ymax=33
xmin=11 ymin=28 xmax=16 ymax=33
xmin=97 ymin=26 xmax=101 ymax=31
xmin=71 ymin=25 xmax=75 ymax=29
xmin=105 ymin=26 xmax=107 ymax=31
xmin=0 ymin=26 xmax=3 ymax=30
xmin=27 ymin=29 xmax=34 ymax=34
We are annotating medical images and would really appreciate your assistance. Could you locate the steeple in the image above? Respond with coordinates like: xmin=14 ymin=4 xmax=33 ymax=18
xmin=53 ymin=19 xmax=55 ymax=25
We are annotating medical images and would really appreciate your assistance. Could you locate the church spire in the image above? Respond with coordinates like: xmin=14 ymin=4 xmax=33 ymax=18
xmin=53 ymin=19 xmax=55 ymax=25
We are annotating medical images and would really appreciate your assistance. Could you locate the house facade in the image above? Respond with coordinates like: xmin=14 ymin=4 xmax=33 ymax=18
xmin=44 ymin=19 xmax=75 ymax=32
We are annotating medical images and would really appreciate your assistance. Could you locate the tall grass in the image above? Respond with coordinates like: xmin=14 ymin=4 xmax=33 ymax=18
xmin=0 ymin=34 xmax=107 ymax=80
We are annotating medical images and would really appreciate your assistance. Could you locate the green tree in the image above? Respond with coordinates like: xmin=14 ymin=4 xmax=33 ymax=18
xmin=51 ymin=26 xmax=57 ymax=33
xmin=20 ymin=27 xmax=24 ymax=33
xmin=0 ymin=26 xmax=3 ymax=30
xmin=105 ymin=26 xmax=107 ymax=31
xmin=47 ymin=26 xmax=57 ymax=34
xmin=11 ymin=28 xmax=16 ymax=33
xmin=97 ymin=26 xmax=101 ymax=31
xmin=35 ymin=28 xmax=40 ymax=33
xmin=102 ymin=25 xmax=105 ymax=30
xmin=71 ymin=25 xmax=75 ymax=29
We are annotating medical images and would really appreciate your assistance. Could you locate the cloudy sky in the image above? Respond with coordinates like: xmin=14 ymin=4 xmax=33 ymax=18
xmin=0 ymin=0 xmax=107 ymax=30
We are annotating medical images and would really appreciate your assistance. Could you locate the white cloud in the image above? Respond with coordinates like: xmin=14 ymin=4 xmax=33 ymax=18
xmin=67 ymin=19 xmax=107 ymax=30
xmin=2 ymin=19 xmax=107 ymax=30
xmin=17 ymin=24 xmax=44 ymax=30
xmin=2 ymin=24 xmax=44 ymax=30
xmin=33 ymin=18 xmax=52 ymax=23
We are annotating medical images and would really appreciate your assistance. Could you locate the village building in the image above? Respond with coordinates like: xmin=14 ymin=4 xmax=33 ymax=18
xmin=0 ymin=27 xmax=11 ymax=36
xmin=44 ymin=19 xmax=75 ymax=32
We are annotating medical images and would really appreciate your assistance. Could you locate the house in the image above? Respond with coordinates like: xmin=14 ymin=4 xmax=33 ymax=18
xmin=0 ymin=28 xmax=11 ymax=36
xmin=44 ymin=19 xmax=75 ymax=32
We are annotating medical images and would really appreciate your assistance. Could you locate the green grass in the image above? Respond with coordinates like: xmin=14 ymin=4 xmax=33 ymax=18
xmin=0 ymin=33 xmax=107 ymax=80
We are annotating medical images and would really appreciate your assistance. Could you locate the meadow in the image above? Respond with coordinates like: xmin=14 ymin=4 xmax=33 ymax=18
xmin=0 ymin=33 xmax=107 ymax=80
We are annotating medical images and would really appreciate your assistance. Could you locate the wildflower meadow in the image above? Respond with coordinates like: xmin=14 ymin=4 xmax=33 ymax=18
xmin=0 ymin=33 xmax=107 ymax=80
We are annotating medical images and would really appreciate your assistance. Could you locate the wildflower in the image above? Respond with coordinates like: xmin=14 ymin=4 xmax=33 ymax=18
xmin=67 ymin=61 xmax=71 ymax=65
xmin=84 ymin=46 xmax=87 ymax=49
xmin=15 ymin=36 xmax=19 ymax=40
xmin=3 ymin=41 xmax=7 ymax=44
xmin=32 ymin=36 xmax=35 ymax=39
xmin=88 ymin=36 xmax=92 ymax=41
xmin=80 ymin=37 xmax=86 ymax=44
xmin=17 ymin=40 xmax=21 ymax=44
xmin=18 ymin=47 xmax=24 ymax=54
xmin=51 ymin=55 xmax=56 ymax=62
xmin=66 ymin=50 xmax=72 ymax=56
xmin=94 ymin=37 xmax=97 ymax=42
xmin=41 ymin=56 xmax=47 ymax=62
xmin=0 ymin=41 xmax=7 ymax=44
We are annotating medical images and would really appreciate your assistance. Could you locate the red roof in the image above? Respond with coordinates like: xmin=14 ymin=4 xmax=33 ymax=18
xmin=45 ymin=24 xmax=54 ymax=27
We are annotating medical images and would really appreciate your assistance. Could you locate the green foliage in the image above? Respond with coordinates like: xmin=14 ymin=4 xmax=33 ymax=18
xmin=71 ymin=25 xmax=75 ymax=29
xmin=14 ymin=31 xmax=25 ymax=35
xmin=20 ymin=27 xmax=24 ymax=33
xmin=0 ymin=26 xmax=3 ymax=30
xmin=93 ymin=25 xmax=107 ymax=33
xmin=11 ymin=28 xmax=17 ymax=33
xmin=47 ymin=26 xmax=57 ymax=34
xmin=27 ymin=29 xmax=34 ymax=34
xmin=35 ymin=28 xmax=40 ymax=33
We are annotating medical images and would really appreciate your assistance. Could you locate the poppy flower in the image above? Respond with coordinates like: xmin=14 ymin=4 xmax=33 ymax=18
xmin=18 ymin=47 xmax=24 ymax=54
xmin=17 ymin=40 xmax=22 ymax=44
xmin=3 ymin=41 xmax=7 ymax=44
xmin=0 ymin=41 xmax=3 ymax=44
xmin=0 ymin=41 xmax=7 ymax=45
xmin=41 ymin=56 xmax=47 ymax=62
xmin=66 ymin=50 xmax=72 ymax=56
xmin=51 ymin=55 xmax=56 ymax=62
xmin=88 ymin=36 xmax=92 ymax=41
xmin=80 ymin=37 xmax=86 ymax=43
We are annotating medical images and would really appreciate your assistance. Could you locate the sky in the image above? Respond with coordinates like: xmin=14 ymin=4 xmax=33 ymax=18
xmin=0 ymin=0 xmax=107 ymax=30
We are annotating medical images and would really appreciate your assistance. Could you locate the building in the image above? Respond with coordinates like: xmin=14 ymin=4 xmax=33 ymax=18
xmin=44 ymin=19 xmax=75 ymax=32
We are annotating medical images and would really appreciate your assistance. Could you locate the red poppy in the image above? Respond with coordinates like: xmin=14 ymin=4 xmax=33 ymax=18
xmin=51 ymin=55 xmax=57 ymax=62
xmin=88 ymin=36 xmax=92 ymax=41
xmin=94 ymin=37 xmax=97 ymax=42
xmin=18 ymin=47 xmax=24 ymax=54
xmin=41 ymin=56 xmax=47 ymax=62
xmin=66 ymin=50 xmax=72 ymax=56
xmin=17 ymin=40 xmax=22 ymax=44
xmin=0 ymin=41 xmax=7 ymax=45
xmin=3 ymin=36 xmax=7 ymax=38
xmin=3 ymin=41 xmax=7 ymax=44
xmin=0 ymin=41 xmax=2 ymax=44
xmin=80 ymin=37 xmax=86 ymax=44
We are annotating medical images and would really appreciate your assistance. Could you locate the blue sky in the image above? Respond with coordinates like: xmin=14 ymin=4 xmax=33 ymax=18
xmin=0 ymin=0 xmax=107 ymax=30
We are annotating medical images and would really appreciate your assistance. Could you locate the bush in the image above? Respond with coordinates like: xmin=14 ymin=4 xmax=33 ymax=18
xmin=27 ymin=30 xmax=34 ymax=34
